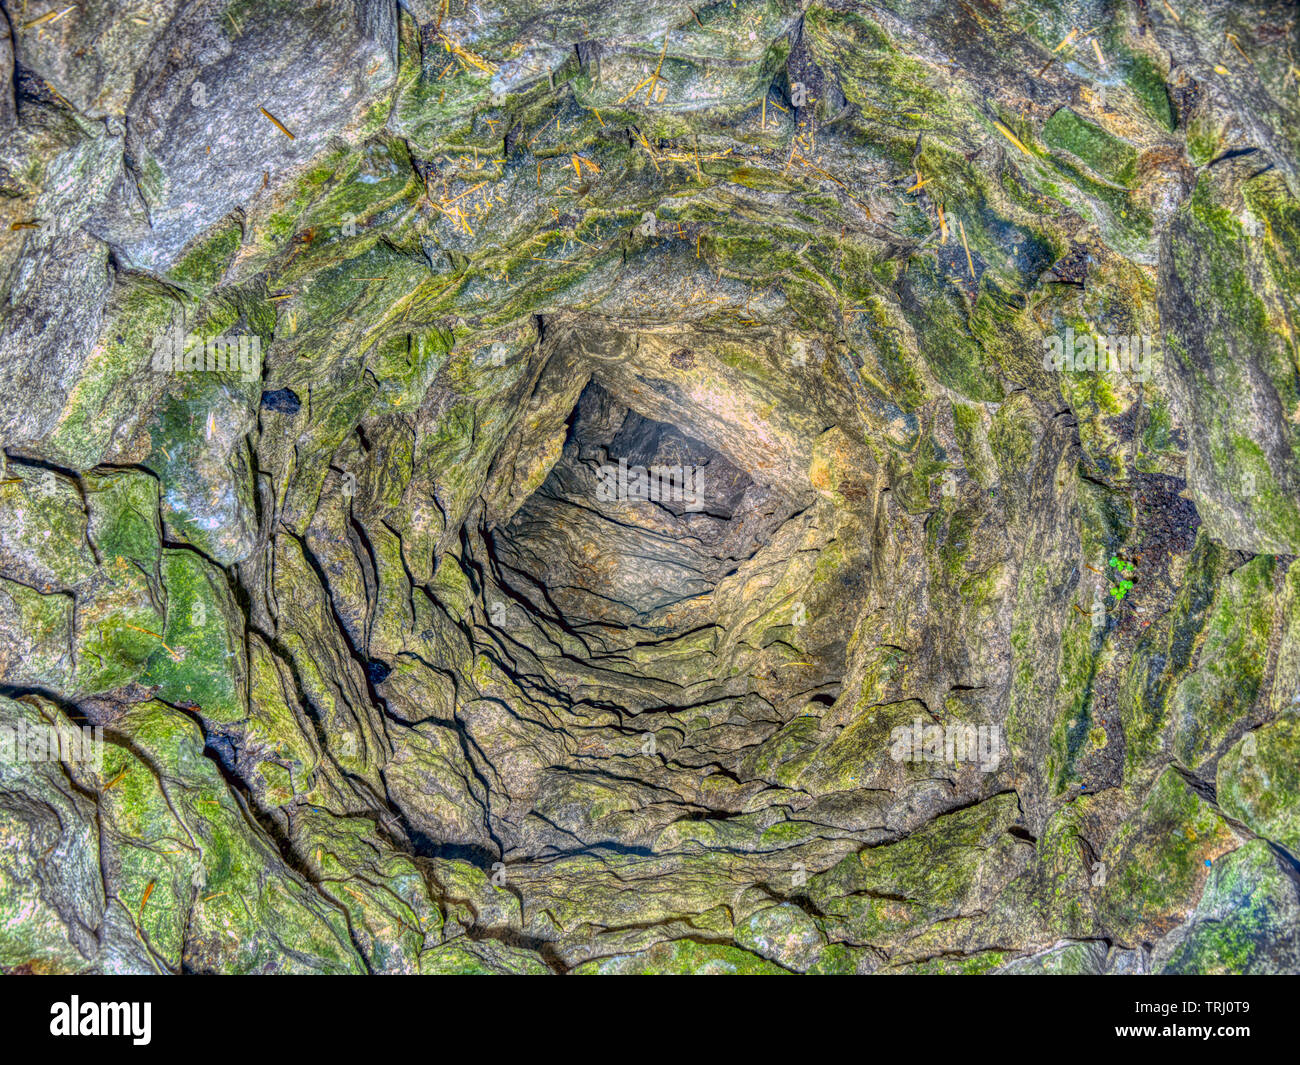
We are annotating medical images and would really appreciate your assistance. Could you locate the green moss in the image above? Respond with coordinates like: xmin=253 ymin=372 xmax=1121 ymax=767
xmin=745 ymin=715 xmax=825 ymax=786
xmin=899 ymin=260 xmax=1004 ymax=401
xmin=84 ymin=471 xmax=161 ymax=576
xmin=807 ymin=943 xmax=861 ymax=974
xmin=1225 ymin=435 xmax=1300 ymax=550
xmin=950 ymin=402 xmax=994 ymax=488
xmin=1033 ymin=112 xmax=1153 ymax=248
xmin=0 ymin=580 xmax=71 ymax=687
xmin=1186 ymin=116 xmax=1222 ymax=167
xmin=988 ymin=396 xmax=1037 ymax=481
xmin=1217 ymin=712 xmax=1300 ymax=855
xmin=1120 ymin=533 xmax=1226 ymax=774
xmin=891 ymin=433 xmax=946 ymax=515
xmin=810 ymin=794 xmax=1022 ymax=944
xmin=1124 ymin=53 xmax=1175 ymax=132
xmin=45 ymin=278 xmax=181 ymax=467
xmin=368 ymin=326 xmax=454 ymax=415
xmin=0 ymin=468 xmax=96 ymax=588
xmin=167 ymin=220 xmax=241 ymax=291
xmin=1165 ymin=554 xmax=1280 ymax=768
xmin=103 ymin=700 xmax=366 ymax=973
xmin=1158 ymin=840 xmax=1296 ymax=974
xmin=936 ymin=505 xmax=978 ymax=582
xmin=1136 ymin=392 xmax=1177 ymax=472
xmin=897 ymin=950 xmax=1006 ymax=975
xmin=1044 ymin=611 xmax=1101 ymax=794
xmin=420 ymin=941 xmax=550 ymax=975
xmin=141 ymin=550 xmax=243 ymax=724
xmin=575 ymin=938 xmax=788 ymax=975
xmin=804 ymin=4 xmax=967 ymax=169
xmin=1098 ymin=767 xmax=1238 ymax=939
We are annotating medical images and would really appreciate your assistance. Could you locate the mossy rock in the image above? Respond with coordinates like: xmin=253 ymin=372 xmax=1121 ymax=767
xmin=1096 ymin=768 xmax=1242 ymax=943
xmin=1042 ymin=108 xmax=1139 ymax=188
xmin=1154 ymin=839 xmax=1300 ymax=974
xmin=1217 ymin=717 xmax=1300 ymax=859
xmin=574 ymin=937 xmax=788 ymax=974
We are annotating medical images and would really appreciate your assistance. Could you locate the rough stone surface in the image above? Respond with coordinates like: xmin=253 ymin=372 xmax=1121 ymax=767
xmin=0 ymin=0 xmax=1298 ymax=974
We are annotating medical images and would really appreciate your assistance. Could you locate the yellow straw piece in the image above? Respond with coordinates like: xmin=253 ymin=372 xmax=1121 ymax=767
xmin=646 ymin=34 xmax=670 ymax=104
xmin=1053 ymin=28 xmax=1078 ymax=52
xmin=260 ymin=107 xmax=295 ymax=139
xmin=993 ymin=120 xmax=1032 ymax=156
xmin=958 ymin=218 xmax=975 ymax=278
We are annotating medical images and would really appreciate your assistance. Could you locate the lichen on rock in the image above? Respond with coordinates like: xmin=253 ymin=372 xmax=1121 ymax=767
xmin=1 ymin=0 xmax=1299 ymax=976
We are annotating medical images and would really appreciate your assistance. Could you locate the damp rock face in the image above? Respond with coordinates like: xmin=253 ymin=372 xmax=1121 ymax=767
xmin=1 ymin=0 xmax=1299 ymax=975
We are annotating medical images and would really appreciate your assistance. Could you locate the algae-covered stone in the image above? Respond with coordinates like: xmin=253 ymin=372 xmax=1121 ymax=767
xmin=3 ymin=0 xmax=1300 ymax=976
xmin=0 ymin=697 xmax=105 ymax=973
xmin=994 ymin=940 xmax=1107 ymax=975
xmin=107 ymin=701 xmax=366 ymax=974
xmin=734 ymin=903 xmax=827 ymax=971
xmin=574 ymin=938 xmax=788 ymax=975
xmin=810 ymin=794 xmax=1031 ymax=956
xmin=95 ymin=0 xmax=397 ymax=271
xmin=1097 ymin=768 xmax=1243 ymax=943
xmin=1161 ymin=170 xmax=1300 ymax=554
xmin=1154 ymin=840 xmax=1300 ymax=975
xmin=1218 ymin=717 xmax=1300 ymax=859
xmin=419 ymin=939 xmax=551 ymax=975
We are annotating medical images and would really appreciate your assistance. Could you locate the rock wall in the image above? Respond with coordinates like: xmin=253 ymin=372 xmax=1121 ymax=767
xmin=0 ymin=0 xmax=1298 ymax=974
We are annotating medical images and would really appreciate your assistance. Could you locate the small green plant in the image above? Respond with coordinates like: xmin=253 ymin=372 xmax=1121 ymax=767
xmin=1108 ymin=555 xmax=1135 ymax=600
